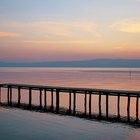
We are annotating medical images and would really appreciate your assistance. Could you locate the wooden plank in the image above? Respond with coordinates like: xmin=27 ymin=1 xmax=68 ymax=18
xmin=51 ymin=89 xmax=54 ymax=111
xmin=29 ymin=88 xmax=32 ymax=109
xmin=7 ymin=86 xmax=10 ymax=105
xmin=10 ymin=87 xmax=12 ymax=106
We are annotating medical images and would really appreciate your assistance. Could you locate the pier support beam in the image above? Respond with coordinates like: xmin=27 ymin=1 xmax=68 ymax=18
xmin=118 ymin=94 xmax=120 ymax=118
xmin=56 ymin=89 xmax=59 ymax=113
xmin=69 ymin=90 xmax=72 ymax=114
xmin=89 ymin=92 xmax=92 ymax=117
xmin=44 ymin=89 xmax=47 ymax=110
xmin=84 ymin=91 xmax=87 ymax=116
xmin=39 ymin=89 xmax=42 ymax=109
xmin=136 ymin=95 xmax=139 ymax=123
xmin=106 ymin=93 xmax=109 ymax=118
xmin=9 ymin=87 xmax=12 ymax=106
xmin=51 ymin=89 xmax=54 ymax=111
xmin=99 ymin=92 xmax=102 ymax=118
xmin=73 ymin=91 xmax=76 ymax=115
xmin=18 ymin=87 xmax=21 ymax=107
xmin=0 ymin=86 xmax=1 ymax=104
xmin=127 ymin=95 xmax=130 ymax=122
xmin=29 ymin=88 xmax=32 ymax=109
xmin=7 ymin=86 xmax=10 ymax=105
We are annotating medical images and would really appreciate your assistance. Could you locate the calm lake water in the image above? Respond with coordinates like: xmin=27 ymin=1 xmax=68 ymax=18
xmin=0 ymin=67 xmax=140 ymax=140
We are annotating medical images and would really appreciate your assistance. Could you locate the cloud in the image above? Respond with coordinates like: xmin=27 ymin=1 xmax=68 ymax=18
xmin=0 ymin=20 xmax=100 ymax=42
xmin=0 ymin=32 xmax=22 ymax=37
xmin=111 ymin=18 xmax=140 ymax=33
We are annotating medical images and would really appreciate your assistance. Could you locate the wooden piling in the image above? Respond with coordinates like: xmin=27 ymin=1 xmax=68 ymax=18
xmin=56 ymin=89 xmax=59 ymax=113
xmin=136 ymin=95 xmax=139 ymax=122
xmin=106 ymin=93 xmax=109 ymax=118
xmin=69 ymin=90 xmax=72 ymax=114
xmin=99 ymin=92 xmax=102 ymax=117
xmin=39 ymin=89 xmax=42 ymax=109
xmin=73 ymin=91 xmax=76 ymax=115
xmin=10 ymin=86 xmax=12 ymax=106
xmin=51 ymin=89 xmax=54 ymax=111
xmin=7 ymin=86 xmax=10 ymax=105
xmin=118 ymin=93 xmax=120 ymax=118
xmin=84 ymin=91 xmax=87 ymax=116
xmin=29 ymin=88 xmax=32 ymax=109
xmin=0 ymin=86 xmax=1 ymax=104
xmin=127 ymin=95 xmax=130 ymax=122
xmin=44 ymin=89 xmax=47 ymax=110
xmin=89 ymin=92 xmax=92 ymax=117
xmin=18 ymin=87 xmax=21 ymax=107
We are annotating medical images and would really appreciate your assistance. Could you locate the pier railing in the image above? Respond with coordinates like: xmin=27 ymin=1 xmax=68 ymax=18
xmin=0 ymin=83 xmax=140 ymax=125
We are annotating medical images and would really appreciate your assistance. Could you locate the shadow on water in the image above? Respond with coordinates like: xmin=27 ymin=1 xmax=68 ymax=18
xmin=1 ymin=102 xmax=140 ymax=128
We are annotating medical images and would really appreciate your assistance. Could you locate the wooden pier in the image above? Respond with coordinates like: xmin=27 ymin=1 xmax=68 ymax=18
xmin=0 ymin=83 xmax=140 ymax=124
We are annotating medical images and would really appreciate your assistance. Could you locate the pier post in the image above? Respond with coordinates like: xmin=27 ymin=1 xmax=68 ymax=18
xmin=56 ymin=89 xmax=59 ymax=113
xmin=9 ymin=86 xmax=12 ymax=106
xmin=89 ymin=92 xmax=92 ymax=117
xmin=44 ymin=89 xmax=47 ymax=110
xmin=99 ymin=92 xmax=102 ymax=118
xmin=73 ymin=91 xmax=76 ymax=115
xmin=84 ymin=91 xmax=87 ymax=116
xmin=51 ymin=89 xmax=54 ymax=111
xmin=29 ymin=88 xmax=32 ymax=109
xmin=69 ymin=90 xmax=72 ymax=114
xmin=127 ymin=95 xmax=130 ymax=122
xmin=7 ymin=86 xmax=10 ymax=105
xmin=0 ymin=86 xmax=1 ymax=104
xmin=106 ymin=93 xmax=109 ymax=118
xmin=18 ymin=87 xmax=21 ymax=107
xmin=39 ymin=89 xmax=42 ymax=109
xmin=118 ymin=93 xmax=120 ymax=118
xmin=136 ymin=95 xmax=139 ymax=123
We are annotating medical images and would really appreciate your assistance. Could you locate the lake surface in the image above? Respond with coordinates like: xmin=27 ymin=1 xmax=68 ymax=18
xmin=0 ymin=67 xmax=140 ymax=140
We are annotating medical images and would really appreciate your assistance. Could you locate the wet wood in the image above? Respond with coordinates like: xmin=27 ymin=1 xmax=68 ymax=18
xmin=69 ymin=90 xmax=72 ymax=114
xmin=44 ymin=89 xmax=47 ymax=110
xmin=18 ymin=87 xmax=21 ymax=107
xmin=89 ymin=92 xmax=92 ymax=117
xmin=56 ymin=89 xmax=59 ymax=113
xmin=73 ymin=91 xmax=76 ymax=115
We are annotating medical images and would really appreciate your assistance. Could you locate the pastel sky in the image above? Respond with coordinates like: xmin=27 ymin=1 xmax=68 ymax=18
xmin=0 ymin=0 xmax=140 ymax=61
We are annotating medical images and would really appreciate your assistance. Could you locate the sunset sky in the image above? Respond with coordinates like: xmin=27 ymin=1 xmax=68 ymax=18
xmin=0 ymin=0 xmax=140 ymax=61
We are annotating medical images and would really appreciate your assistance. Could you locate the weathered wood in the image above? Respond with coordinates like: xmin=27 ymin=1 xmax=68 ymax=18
xmin=118 ymin=94 xmax=120 ymax=118
xmin=99 ymin=92 xmax=102 ymax=117
xmin=73 ymin=91 xmax=76 ymax=115
xmin=9 ymin=87 xmax=12 ymax=106
xmin=44 ymin=89 xmax=47 ymax=110
xmin=18 ymin=87 xmax=21 ymax=107
xmin=69 ymin=90 xmax=72 ymax=114
xmin=40 ymin=89 xmax=42 ymax=109
xmin=29 ymin=88 xmax=32 ymax=109
xmin=0 ymin=86 xmax=1 ymax=104
xmin=136 ymin=95 xmax=139 ymax=122
xmin=89 ymin=92 xmax=92 ymax=117
xmin=106 ymin=93 xmax=109 ymax=118
xmin=84 ymin=91 xmax=87 ymax=115
xmin=127 ymin=95 xmax=130 ymax=122
xmin=56 ymin=89 xmax=59 ymax=113
xmin=7 ymin=86 xmax=10 ymax=105
xmin=51 ymin=89 xmax=54 ymax=111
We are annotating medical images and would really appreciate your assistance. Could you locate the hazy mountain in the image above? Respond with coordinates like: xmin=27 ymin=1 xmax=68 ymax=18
xmin=0 ymin=59 xmax=140 ymax=67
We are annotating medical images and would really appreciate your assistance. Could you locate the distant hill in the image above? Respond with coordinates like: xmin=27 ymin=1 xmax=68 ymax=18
xmin=0 ymin=59 xmax=140 ymax=67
